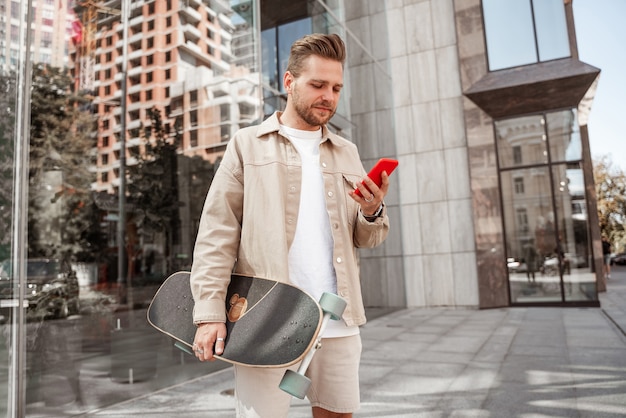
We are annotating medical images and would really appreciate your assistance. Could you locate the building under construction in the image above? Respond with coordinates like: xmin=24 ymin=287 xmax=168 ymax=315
xmin=69 ymin=0 xmax=259 ymax=195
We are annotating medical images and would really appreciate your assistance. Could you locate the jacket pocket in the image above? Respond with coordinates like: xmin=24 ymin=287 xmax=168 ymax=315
xmin=341 ymin=174 xmax=361 ymax=227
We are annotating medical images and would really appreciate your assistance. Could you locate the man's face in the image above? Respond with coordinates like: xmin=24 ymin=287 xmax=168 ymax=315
xmin=286 ymin=55 xmax=343 ymax=129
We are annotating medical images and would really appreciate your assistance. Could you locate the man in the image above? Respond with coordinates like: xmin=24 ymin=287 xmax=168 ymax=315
xmin=189 ymin=33 xmax=391 ymax=417
xmin=602 ymin=236 xmax=612 ymax=280
xmin=524 ymin=242 xmax=538 ymax=283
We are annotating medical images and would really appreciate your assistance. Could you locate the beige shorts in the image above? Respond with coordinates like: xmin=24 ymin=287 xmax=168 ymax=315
xmin=234 ymin=334 xmax=362 ymax=417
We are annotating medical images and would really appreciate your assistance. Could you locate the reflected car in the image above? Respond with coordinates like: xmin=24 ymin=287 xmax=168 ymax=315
xmin=0 ymin=258 xmax=79 ymax=321
xmin=612 ymin=253 xmax=626 ymax=266
xmin=507 ymin=258 xmax=527 ymax=273
xmin=564 ymin=253 xmax=587 ymax=268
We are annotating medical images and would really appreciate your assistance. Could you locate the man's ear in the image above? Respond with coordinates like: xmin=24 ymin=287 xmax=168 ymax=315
xmin=284 ymin=71 xmax=295 ymax=93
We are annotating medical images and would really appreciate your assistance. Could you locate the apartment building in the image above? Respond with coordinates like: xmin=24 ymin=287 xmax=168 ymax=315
xmin=0 ymin=0 xmax=74 ymax=73
xmin=72 ymin=0 xmax=256 ymax=195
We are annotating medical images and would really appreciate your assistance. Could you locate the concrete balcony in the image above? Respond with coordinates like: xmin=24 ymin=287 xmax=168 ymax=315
xmin=179 ymin=6 xmax=201 ymax=23
xmin=183 ymin=23 xmax=202 ymax=42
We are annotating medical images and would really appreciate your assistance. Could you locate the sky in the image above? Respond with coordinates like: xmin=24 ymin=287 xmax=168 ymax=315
xmin=573 ymin=0 xmax=626 ymax=172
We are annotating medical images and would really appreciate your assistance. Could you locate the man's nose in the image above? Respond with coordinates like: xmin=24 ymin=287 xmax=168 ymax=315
xmin=321 ymin=86 xmax=337 ymax=101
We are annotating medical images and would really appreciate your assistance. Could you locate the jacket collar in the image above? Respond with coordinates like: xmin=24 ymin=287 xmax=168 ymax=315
xmin=256 ymin=112 xmax=346 ymax=147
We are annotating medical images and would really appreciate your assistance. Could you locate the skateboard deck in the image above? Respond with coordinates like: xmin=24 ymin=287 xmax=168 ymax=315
xmin=147 ymin=271 xmax=323 ymax=368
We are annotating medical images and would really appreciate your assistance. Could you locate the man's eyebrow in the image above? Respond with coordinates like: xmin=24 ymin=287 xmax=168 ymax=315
xmin=310 ymin=79 xmax=344 ymax=88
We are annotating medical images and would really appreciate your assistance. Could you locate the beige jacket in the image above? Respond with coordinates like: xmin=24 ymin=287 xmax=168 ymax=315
xmin=190 ymin=112 xmax=389 ymax=327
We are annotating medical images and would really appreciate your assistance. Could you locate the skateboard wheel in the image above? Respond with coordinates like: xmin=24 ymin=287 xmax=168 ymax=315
xmin=279 ymin=369 xmax=311 ymax=399
xmin=174 ymin=341 xmax=194 ymax=356
xmin=319 ymin=292 xmax=347 ymax=321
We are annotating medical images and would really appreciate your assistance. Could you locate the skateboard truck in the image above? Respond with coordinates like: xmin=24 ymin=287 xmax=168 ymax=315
xmin=279 ymin=292 xmax=347 ymax=399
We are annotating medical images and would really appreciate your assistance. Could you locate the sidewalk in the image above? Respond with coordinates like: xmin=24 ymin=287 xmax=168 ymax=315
xmin=84 ymin=266 xmax=626 ymax=417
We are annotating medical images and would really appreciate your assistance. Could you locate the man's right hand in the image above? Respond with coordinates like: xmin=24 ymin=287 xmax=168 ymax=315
xmin=193 ymin=322 xmax=227 ymax=361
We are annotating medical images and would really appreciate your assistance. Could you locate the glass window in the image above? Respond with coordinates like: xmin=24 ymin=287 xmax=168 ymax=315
xmin=551 ymin=163 xmax=593 ymax=301
xmin=496 ymin=114 xmax=547 ymax=168
xmin=261 ymin=28 xmax=278 ymax=91
xmin=482 ymin=0 xmax=536 ymax=70
xmin=277 ymin=19 xmax=312 ymax=91
xmin=261 ymin=17 xmax=312 ymax=96
xmin=514 ymin=177 xmax=525 ymax=194
xmin=532 ymin=0 xmax=570 ymax=62
xmin=547 ymin=109 xmax=581 ymax=163
xmin=483 ymin=0 xmax=570 ymax=71
xmin=499 ymin=110 xmax=595 ymax=305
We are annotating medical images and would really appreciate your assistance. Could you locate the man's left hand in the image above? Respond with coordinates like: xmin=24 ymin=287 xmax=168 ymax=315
xmin=350 ymin=170 xmax=390 ymax=215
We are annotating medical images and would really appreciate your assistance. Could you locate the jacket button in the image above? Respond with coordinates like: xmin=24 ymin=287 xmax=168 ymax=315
xmin=336 ymin=257 xmax=342 ymax=263
xmin=327 ymin=191 xmax=333 ymax=197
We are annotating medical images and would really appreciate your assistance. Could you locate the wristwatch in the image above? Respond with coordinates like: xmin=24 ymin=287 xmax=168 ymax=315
xmin=363 ymin=203 xmax=384 ymax=222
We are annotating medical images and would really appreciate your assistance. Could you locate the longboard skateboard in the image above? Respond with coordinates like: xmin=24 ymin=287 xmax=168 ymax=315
xmin=147 ymin=271 xmax=346 ymax=398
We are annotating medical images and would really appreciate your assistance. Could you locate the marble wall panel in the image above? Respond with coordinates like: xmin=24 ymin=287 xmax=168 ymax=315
xmin=451 ymin=251 xmax=480 ymax=306
xmin=448 ymin=198 xmax=476 ymax=253
xmin=444 ymin=147 xmax=471 ymax=200
xmin=419 ymin=201 xmax=452 ymax=255
xmin=386 ymin=8 xmax=408 ymax=58
xmin=412 ymin=101 xmax=443 ymax=152
xmin=404 ymin=1 xmax=434 ymax=54
xmin=404 ymin=255 xmax=426 ymax=307
xmin=408 ymin=50 xmax=439 ymax=103
xmin=398 ymin=154 xmax=419 ymax=204
xmin=423 ymin=253 xmax=455 ymax=305
xmin=393 ymin=105 xmax=415 ymax=155
xmin=432 ymin=0 xmax=457 ymax=48
xmin=401 ymin=203 xmax=423 ymax=255
xmin=350 ymin=64 xmax=376 ymax=115
xmin=436 ymin=45 xmax=463 ymax=99
xmin=416 ymin=151 xmax=447 ymax=203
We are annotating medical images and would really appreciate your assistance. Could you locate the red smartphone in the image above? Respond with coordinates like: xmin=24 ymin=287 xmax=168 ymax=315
xmin=354 ymin=158 xmax=399 ymax=197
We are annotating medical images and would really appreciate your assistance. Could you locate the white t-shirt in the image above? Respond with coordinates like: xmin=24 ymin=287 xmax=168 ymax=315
xmin=281 ymin=125 xmax=359 ymax=338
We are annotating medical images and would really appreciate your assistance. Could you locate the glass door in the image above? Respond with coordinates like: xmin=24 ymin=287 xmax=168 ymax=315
xmin=497 ymin=110 xmax=597 ymax=305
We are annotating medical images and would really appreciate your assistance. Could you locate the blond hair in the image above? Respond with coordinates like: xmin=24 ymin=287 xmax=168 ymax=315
xmin=286 ymin=33 xmax=346 ymax=78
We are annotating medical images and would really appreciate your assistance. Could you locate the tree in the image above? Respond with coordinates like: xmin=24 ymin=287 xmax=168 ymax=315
xmin=28 ymin=64 xmax=105 ymax=262
xmin=126 ymin=107 xmax=181 ymax=276
xmin=0 ymin=72 xmax=16 ymax=261
xmin=594 ymin=155 xmax=626 ymax=253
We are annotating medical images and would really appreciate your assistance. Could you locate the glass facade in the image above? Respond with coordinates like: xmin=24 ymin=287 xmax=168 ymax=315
xmin=0 ymin=0 xmax=357 ymax=415
xmin=483 ymin=0 xmax=570 ymax=71
xmin=496 ymin=110 xmax=596 ymax=304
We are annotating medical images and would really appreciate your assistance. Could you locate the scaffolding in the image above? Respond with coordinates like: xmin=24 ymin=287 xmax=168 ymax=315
xmin=74 ymin=0 xmax=121 ymax=92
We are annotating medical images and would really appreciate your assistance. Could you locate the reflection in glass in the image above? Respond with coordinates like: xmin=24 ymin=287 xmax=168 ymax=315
xmin=495 ymin=114 xmax=547 ymax=168
xmin=483 ymin=0 xmax=570 ymax=71
xmin=482 ymin=0 xmax=536 ymax=70
xmin=1 ymin=0 xmax=371 ymax=415
xmin=547 ymin=109 xmax=581 ymax=163
xmin=532 ymin=0 xmax=570 ymax=62
xmin=552 ymin=163 xmax=595 ymax=302
xmin=499 ymin=110 xmax=596 ymax=305
xmin=262 ymin=18 xmax=312 ymax=116
xmin=19 ymin=1 xmax=265 ymax=415
xmin=502 ymin=167 xmax=562 ymax=303
xmin=0 ymin=72 xmax=17 ymax=418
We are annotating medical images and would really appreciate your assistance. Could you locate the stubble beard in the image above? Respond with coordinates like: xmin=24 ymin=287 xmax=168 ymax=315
xmin=292 ymin=88 xmax=336 ymax=128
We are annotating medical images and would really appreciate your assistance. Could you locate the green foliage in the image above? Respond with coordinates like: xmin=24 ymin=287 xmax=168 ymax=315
xmin=594 ymin=155 xmax=626 ymax=252
xmin=0 ymin=72 xmax=16 ymax=260
xmin=28 ymin=64 xmax=106 ymax=262
xmin=127 ymin=107 xmax=181 ymax=235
